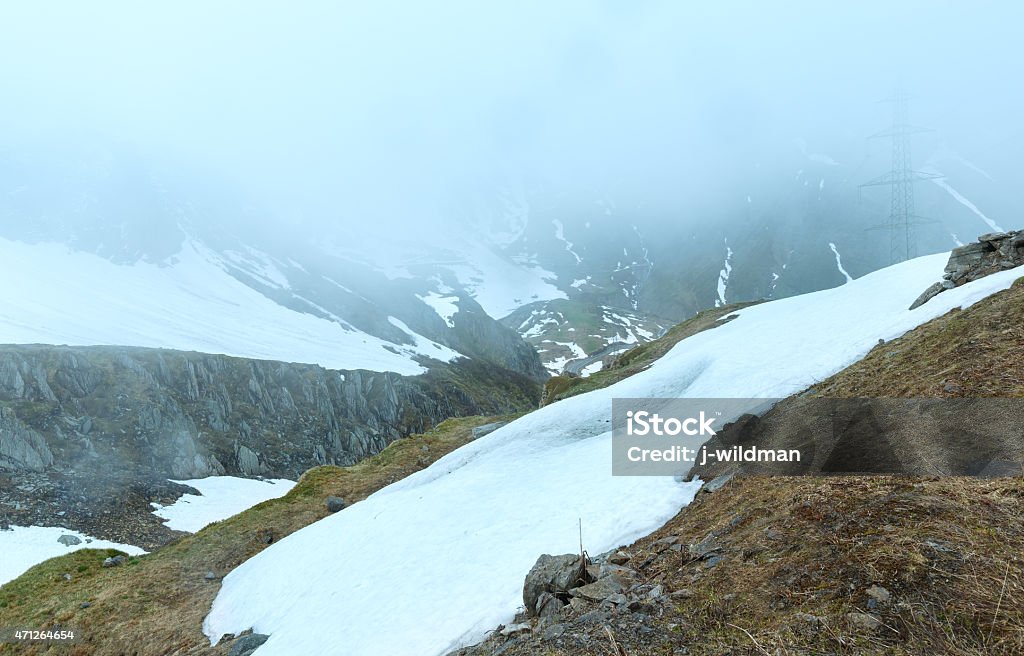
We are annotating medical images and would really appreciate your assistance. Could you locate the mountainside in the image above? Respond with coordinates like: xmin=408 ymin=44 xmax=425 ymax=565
xmin=1 ymin=249 xmax=1022 ymax=655
xmin=0 ymin=344 xmax=539 ymax=548
xmin=200 ymin=252 xmax=1023 ymax=655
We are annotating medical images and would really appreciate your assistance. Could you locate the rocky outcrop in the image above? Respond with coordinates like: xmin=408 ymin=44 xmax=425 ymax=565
xmin=0 ymin=345 xmax=538 ymax=480
xmin=0 ymin=407 xmax=54 ymax=471
xmin=910 ymin=231 xmax=1024 ymax=309
xmin=0 ymin=344 xmax=539 ymax=546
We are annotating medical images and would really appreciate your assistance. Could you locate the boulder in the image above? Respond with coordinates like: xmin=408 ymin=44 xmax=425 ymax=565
xmin=325 ymin=496 xmax=347 ymax=513
xmin=229 ymin=633 xmax=270 ymax=656
xmin=523 ymin=554 xmax=589 ymax=616
xmin=58 ymin=534 xmax=82 ymax=546
xmin=915 ymin=230 xmax=1024 ymax=309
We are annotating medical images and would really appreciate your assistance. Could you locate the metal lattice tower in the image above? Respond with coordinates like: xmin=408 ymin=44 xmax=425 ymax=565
xmin=860 ymin=89 xmax=942 ymax=263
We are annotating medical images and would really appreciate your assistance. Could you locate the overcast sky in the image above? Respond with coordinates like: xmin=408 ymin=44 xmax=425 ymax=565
xmin=0 ymin=1 xmax=1020 ymax=235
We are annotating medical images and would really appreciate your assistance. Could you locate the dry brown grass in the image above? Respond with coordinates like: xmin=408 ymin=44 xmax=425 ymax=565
xmin=0 ymin=415 xmax=510 ymax=656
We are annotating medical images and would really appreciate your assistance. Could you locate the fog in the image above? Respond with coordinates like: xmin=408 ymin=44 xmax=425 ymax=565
xmin=0 ymin=1 xmax=1021 ymax=240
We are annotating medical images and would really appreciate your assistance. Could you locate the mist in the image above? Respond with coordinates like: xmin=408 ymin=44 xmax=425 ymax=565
xmin=1 ymin=1 xmax=1021 ymax=241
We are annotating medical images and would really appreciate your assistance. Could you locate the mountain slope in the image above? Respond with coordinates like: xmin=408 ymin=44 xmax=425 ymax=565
xmin=201 ymin=253 xmax=1024 ymax=655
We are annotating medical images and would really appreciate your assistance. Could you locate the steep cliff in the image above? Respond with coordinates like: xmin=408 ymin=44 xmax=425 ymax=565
xmin=0 ymin=345 xmax=540 ymax=545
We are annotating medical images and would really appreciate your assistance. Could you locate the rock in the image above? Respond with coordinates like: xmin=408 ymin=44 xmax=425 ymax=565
xmin=702 ymin=555 xmax=724 ymax=569
xmin=669 ymin=588 xmax=694 ymax=599
xmin=229 ymin=633 xmax=270 ymax=656
xmin=471 ymin=422 xmax=507 ymax=439
xmin=79 ymin=602 xmax=92 ymax=609
xmin=915 ymin=230 xmax=1024 ymax=308
xmin=943 ymin=382 xmax=963 ymax=394
xmin=500 ymin=623 xmax=531 ymax=637
xmin=523 ymin=554 xmax=589 ymax=616
xmin=0 ymin=407 xmax=54 ymax=471
xmin=102 ymin=555 xmax=126 ymax=568
xmin=597 ymin=564 xmax=636 ymax=580
xmin=608 ymin=551 xmax=631 ymax=565
xmin=325 ymin=496 xmax=347 ymax=513
xmin=571 ymin=575 xmax=626 ymax=602
xmin=58 ymin=534 xmax=82 ymax=546
xmin=866 ymin=584 xmax=891 ymax=605
xmin=703 ymin=472 xmax=734 ymax=493
xmin=689 ymin=533 xmax=721 ymax=558
xmin=604 ymin=593 xmax=628 ymax=606
xmin=540 ymin=623 xmax=566 ymax=641
xmin=205 ymin=570 xmax=217 ymax=580
xmin=909 ymin=282 xmax=945 ymax=311
xmin=846 ymin=612 xmax=882 ymax=632
xmin=795 ymin=612 xmax=824 ymax=624
xmin=647 ymin=584 xmax=665 ymax=599
xmin=979 ymin=232 xmax=1009 ymax=243
xmin=535 ymin=592 xmax=564 ymax=620
xmin=627 ymin=599 xmax=656 ymax=614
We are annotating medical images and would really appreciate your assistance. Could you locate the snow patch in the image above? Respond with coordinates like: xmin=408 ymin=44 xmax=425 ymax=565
xmin=828 ymin=242 xmax=854 ymax=284
xmin=418 ymin=292 xmax=460 ymax=327
xmin=715 ymin=240 xmax=733 ymax=307
xmin=0 ymin=525 xmax=145 ymax=586
xmin=552 ymin=219 xmax=582 ymax=265
xmin=152 ymin=477 xmax=296 ymax=533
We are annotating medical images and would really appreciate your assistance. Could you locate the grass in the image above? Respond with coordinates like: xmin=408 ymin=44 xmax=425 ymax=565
xmin=0 ymin=415 xmax=513 ymax=655
xmin=541 ymin=301 xmax=761 ymax=405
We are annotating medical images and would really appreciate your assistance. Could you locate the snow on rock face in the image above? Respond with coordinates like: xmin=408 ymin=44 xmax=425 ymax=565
xmin=0 ymin=238 xmax=455 ymax=374
xmin=0 ymin=525 xmax=145 ymax=586
xmin=203 ymin=253 xmax=1024 ymax=656
xmin=151 ymin=477 xmax=296 ymax=533
xmin=417 ymin=292 xmax=460 ymax=327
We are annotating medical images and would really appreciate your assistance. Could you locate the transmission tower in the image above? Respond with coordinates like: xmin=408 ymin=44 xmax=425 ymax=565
xmin=860 ymin=89 xmax=942 ymax=263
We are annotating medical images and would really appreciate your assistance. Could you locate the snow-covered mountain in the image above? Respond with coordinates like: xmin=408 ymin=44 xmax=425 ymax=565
xmin=202 ymin=252 xmax=1024 ymax=655
xmin=2 ymin=138 xmax=1017 ymax=381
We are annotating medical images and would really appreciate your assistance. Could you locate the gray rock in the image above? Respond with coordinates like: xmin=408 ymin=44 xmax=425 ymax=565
xmin=604 ymin=593 xmax=628 ymax=606
xmin=205 ymin=571 xmax=217 ymax=580
xmin=229 ymin=633 xmax=270 ymax=656
xmin=846 ymin=611 xmax=882 ymax=632
xmin=79 ymin=602 xmax=92 ymax=609
xmin=325 ymin=496 xmax=347 ymax=513
xmin=607 ymin=551 xmax=631 ymax=565
xmin=535 ymin=591 xmax=564 ymax=620
xmin=0 ymin=407 xmax=54 ymax=471
xmin=571 ymin=575 xmax=626 ymax=602
xmin=471 ymin=422 xmax=508 ymax=439
xmin=909 ymin=282 xmax=945 ymax=311
xmin=916 ymin=230 xmax=1024 ymax=309
xmin=102 ymin=555 xmax=126 ymax=568
xmin=597 ymin=564 xmax=636 ymax=580
xmin=703 ymin=472 xmax=735 ymax=493
xmin=866 ymin=584 xmax=891 ymax=605
xmin=540 ymin=623 xmax=566 ymax=640
xmin=500 ymin=623 xmax=531 ymax=637
xmin=523 ymin=554 xmax=588 ymax=616
xmin=58 ymin=534 xmax=83 ymax=546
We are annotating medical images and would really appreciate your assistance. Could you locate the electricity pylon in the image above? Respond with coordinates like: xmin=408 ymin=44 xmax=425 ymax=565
xmin=860 ymin=89 xmax=942 ymax=263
